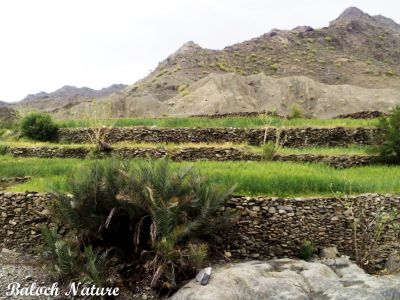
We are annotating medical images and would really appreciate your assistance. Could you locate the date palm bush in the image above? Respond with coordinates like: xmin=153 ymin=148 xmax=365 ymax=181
xmin=123 ymin=159 xmax=235 ymax=290
xmin=48 ymin=158 xmax=234 ymax=291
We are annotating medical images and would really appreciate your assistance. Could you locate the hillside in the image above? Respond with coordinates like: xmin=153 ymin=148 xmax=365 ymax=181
xmin=15 ymin=7 xmax=400 ymax=118
xmin=168 ymin=74 xmax=400 ymax=118
xmin=13 ymin=84 xmax=127 ymax=114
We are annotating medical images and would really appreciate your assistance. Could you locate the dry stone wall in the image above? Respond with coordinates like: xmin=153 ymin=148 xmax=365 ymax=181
xmin=1 ymin=192 xmax=398 ymax=267
xmin=0 ymin=192 xmax=53 ymax=253
xmin=222 ymin=194 xmax=400 ymax=269
xmin=57 ymin=127 xmax=378 ymax=147
xmin=9 ymin=146 xmax=375 ymax=168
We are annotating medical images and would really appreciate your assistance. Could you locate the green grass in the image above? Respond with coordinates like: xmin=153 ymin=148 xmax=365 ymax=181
xmin=0 ymin=156 xmax=86 ymax=192
xmin=275 ymin=145 xmax=374 ymax=156
xmin=0 ymin=157 xmax=399 ymax=197
xmin=57 ymin=116 xmax=379 ymax=129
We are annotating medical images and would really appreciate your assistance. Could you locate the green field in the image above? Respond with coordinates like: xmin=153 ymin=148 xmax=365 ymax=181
xmin=1 ymin=156 xmax=398 ymax=197
xmin=57 ymin=116 xmax=379 ymax=129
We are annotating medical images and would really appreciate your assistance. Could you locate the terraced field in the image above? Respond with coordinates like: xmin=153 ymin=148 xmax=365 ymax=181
xmin=57 ymin=115 xmax=379 ymax=128
xmin=0 ymin=114 xmax=398 ymax=197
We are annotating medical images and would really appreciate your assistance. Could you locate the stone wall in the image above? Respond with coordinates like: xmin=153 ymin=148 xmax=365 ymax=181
xmin=223 ymin=194 xmax=400 ymax=269
xmin=336 ymin=111 xmax=386 ymax=119
xmin=57 ymin=127 xmax=378 ymax=147
xmin=9 ymin=146 xmax=375 ymax=168
xmin=1 ymin=192 xmax=398 ymax=266
xmin=0 ymin=192 xmax=53 ymax=253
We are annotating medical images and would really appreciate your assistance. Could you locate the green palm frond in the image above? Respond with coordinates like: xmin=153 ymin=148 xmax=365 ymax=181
xmin=54 ymin=240 xmax=78 ymax=278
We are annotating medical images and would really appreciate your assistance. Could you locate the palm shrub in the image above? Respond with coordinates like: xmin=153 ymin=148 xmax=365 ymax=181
xmin=375 ymin=106 xmax=400 ymax=164
xmin=39 ymin=225 xmax=109 ymax=284
xmin=124 ymin=159 xmax=234 ymax=289
xmin=48 ymin=158 xmax=234 ymax=291
xmin=20 ymin=112 xmax=58 ymax=141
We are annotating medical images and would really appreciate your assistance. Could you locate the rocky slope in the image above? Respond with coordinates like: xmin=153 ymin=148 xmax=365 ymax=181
xmin=14 ymin=7 xmax=400 ymax=118
xmin=168 ymin=74 xmax=400 ymax=118
xmin=171 ymin=258 xmax=400 ymax=300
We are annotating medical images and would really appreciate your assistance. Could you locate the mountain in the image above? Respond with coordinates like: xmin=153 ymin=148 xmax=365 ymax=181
xmin=16 ymin=7 xmax=400 ymax=118
xmin=0 ymin=100 xmax=6 ymax=106
xmin=22 ymin=84 xmax=126 ymax=102
xmin=15 ymin=84 xmax=127 ymax=113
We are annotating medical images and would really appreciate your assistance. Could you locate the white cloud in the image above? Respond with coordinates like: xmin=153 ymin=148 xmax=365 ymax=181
xmin=0 ymin=0 xmax=398 ymax=101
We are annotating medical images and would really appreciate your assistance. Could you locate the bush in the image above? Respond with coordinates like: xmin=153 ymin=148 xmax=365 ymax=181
xmin=289 ymin=104 xmax=304 ymax=119
xmin=375 ymin=106 xmax=400 ymax=164
xmin=48 ymin=158 xmax=235 ymax=292
xmin=40 ymin=225 xmax=110 ymax=285
xmin=261 ymin=141 xmax=277 ymax=161
xmin=20 ymin=112 xmax=58 ymax=141
xmin=298 ymin=240 xmax=315 ymax=260
xmin=0 ymin=144 xmax=10 ymax=155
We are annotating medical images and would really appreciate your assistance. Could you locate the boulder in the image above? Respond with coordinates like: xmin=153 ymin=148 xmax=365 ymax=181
xmin=170 ymin=258 xmax=400 ymax=300
xmin=385 ymin=251 xmax=400 ymax=274
xmin=320 ymin=247 xmax=339 ymax=259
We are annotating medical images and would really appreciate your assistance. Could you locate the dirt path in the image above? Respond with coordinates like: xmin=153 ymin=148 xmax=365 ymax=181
xmin=0 ymin=249 xmax=159 ymax=300
xmin=0 ymin=249 xmax=56 ymax=300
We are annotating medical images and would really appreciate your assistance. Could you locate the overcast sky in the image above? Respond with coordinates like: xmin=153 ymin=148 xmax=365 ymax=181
xmin=0 ymin=0 xmax=398 ymax=102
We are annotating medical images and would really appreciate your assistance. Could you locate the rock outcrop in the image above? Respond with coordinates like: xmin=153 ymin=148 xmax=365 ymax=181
xmin=171 ymin=258 xmax=400 ymax=300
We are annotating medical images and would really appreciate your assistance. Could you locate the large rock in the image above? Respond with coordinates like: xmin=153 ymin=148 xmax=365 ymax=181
xmin=386 ymin=251 xmax=400 ymax=273
xmin=170 ymin=258 xmax=400 ymax=300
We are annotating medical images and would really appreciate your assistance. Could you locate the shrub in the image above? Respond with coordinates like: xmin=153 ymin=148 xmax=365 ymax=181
xmin=48 ymin=158 xmax=235 ymax=292
xmin=0 ymin=144 xmax=9 ymax=155
xmin=20 ymin=112 xmax=58 ymax=141
xmin=298 ymin=240 xmax=315 ymax=260
xmin=289 ymin=104 xmax=304 ymax=119
xmin=261 ymin=141 xmax=277 ymax=161
xmin=375 ymin=106 xmax=400 ymax=164
xmin=40 ymin=225 xmax=110 ymax=285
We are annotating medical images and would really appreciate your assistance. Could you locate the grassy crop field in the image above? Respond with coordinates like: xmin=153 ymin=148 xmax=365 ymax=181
xmin=1 ymin=156 xmax=398 ymax=197
xmin=57 ymin=116 xmax=379 ymax=129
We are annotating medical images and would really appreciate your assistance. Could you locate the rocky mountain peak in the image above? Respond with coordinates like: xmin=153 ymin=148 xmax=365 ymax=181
xmin=166 ymin=41 xmax=203 ymax=63
xmin=330 ymin=7 xmax=374 ymax=26
xmin=330 ymin=7 xmax=400 ymax=31
xmin=176 ymin=41 xmax=202 ymax=53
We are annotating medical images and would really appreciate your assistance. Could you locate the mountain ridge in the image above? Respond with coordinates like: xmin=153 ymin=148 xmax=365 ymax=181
xmin=22 ymin=83 xmax=127 ymax=102
xmin=14 ymin=7 xmax=400 ymax=118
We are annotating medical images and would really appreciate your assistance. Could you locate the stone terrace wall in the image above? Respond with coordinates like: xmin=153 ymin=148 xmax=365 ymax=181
xmin=1 ymin=192 xmax=399 ymax=265
xmin=0 ymin=192 xmax=53 ymax=253
xmin=9 ymin=146 xmax=375 ymax=168
xmin=223 ymin=194 xmax=400 ymax=268
xmin=57 ymin=127 xmax=378 ymax=147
